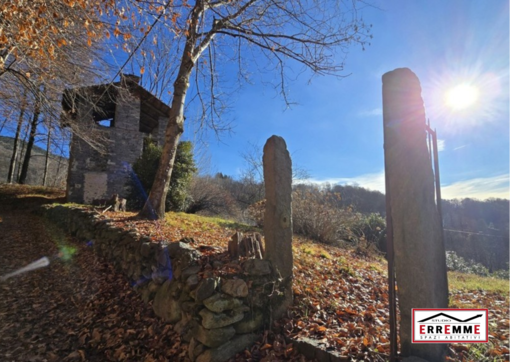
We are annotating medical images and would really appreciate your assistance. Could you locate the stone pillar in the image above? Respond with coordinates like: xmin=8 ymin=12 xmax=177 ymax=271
xmin=263 ymin=135 xmax=293 ymax=320
xmin=382 ymin=68 xmax=449 ymax=361
xmin=108 ymin=88 xmax=142 ymax=198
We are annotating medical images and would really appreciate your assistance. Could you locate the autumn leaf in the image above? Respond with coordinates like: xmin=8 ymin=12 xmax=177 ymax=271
xmin=2 ymin=185 xmax=507 ymax=362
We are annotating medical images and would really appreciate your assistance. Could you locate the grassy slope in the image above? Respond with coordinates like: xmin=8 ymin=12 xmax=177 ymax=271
xmin=3 ymin=184 xmax=509 ymax=361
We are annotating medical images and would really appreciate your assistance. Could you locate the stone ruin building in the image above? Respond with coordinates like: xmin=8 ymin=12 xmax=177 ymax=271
xmin=62 ymin=75 xmax=170 ymax=204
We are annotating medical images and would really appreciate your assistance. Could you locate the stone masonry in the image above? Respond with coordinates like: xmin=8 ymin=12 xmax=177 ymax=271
xmin=64 ymin=76 xmax=170 ymax=204
xmin=41 ymin=204 xmax=294 ymax=362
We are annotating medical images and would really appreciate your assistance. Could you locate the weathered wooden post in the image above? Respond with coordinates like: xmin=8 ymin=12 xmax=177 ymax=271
xmin=263 ymin=135 xmax=293 ymax=320
xmin=382 ymin=68 xmax=449 ymax=361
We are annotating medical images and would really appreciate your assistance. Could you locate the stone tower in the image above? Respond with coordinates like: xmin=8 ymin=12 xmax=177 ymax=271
xmin=62 ymin=75 xmax=171 ymax=204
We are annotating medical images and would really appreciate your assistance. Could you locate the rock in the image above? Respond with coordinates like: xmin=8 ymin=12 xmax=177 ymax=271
xmin=196 ymin=333 xmax=258 ymax=362
xmin=140 ymin=242 xmax=151 ymax=257
xmin=148 ymin=281 xmax=160 ymax=293
xmin=212 ymin=260 xmax=223 ymax=269
xmin=181 ymin=301 xmax=201 ymax=314
xmin=139 ymin=286 xmax=149 ymax=302
xmin=195 ymin=325 xmax=236 ymax=348
xmin=329 ymin=350 xmax=350 ymax=362
xmin=168 ymin=242 xmax=200 ymax=266
xmin=141 ymin=286 xmax=155 ymax=304
xmin=221 ymin=279 xmax=248 ymax=298
xmin=142 ymin=268 xmax=152 ymax=280
xmin=233 ymin=310 xmax=265 ymax=333
xmin=152 ymin=280 xmax=182 ymax=323
xmin=186 ymin=274 xmax=200 ymax=289
xmin=195 ymin=278 xmax=218 ymax=302
xmin=182 ymin=265 xmax=202 ymax=279
xmin=292 ymin=336 xmax=328 ymax=360
xmin=152 ymin=269 xmax=172 ymax=284
xmin=157 ymin=245 xmax=170 ymax=267
xmin=199 ymin=307 xmax=245 ymax=329
xmin=243 ymin=259 xmax=272 ymax=276
xmin=174 ymin=314 xmax=199 ymax=342
xmin=188 ymin=338 xmax=206 ymax=361
xmin=203 ymin=293 xmax=243 ymax=313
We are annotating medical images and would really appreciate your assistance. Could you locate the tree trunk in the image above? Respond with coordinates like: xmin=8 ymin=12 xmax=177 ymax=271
xmin=19 ymin=102 xmax=41 ymax=184
xmin=138 ymin=68 xmax=191 ymax=219
xmin=16 ymin=122 xmax=29 ymax=181
xmin=53 ymin=148 xmax=64 ymax=187
xmin=7 ymin=106 xmax=26 ymax=183
xmin=139 ymin=4 xmax=205 ymax=220
xmin=43 ymin=125 xmax=51 ymax=186
xmin=0 ymin=117 xmax=8 ymax=134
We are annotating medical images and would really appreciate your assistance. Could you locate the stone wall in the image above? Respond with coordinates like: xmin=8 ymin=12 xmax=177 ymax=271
xmin=41 ymin=205 xmax=288 ymax=362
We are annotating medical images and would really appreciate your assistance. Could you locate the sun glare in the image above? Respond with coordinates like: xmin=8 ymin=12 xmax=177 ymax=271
xmin=445 ymin=84 xmax=479 ymax=111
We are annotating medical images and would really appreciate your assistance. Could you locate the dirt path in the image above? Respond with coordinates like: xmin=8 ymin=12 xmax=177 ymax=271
xmin=0 ymin=204 xmax=188 ymax=362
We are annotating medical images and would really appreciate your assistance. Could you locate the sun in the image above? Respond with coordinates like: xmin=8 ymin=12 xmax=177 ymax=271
xmin=445 ymin=84 xmax=479 ymax=111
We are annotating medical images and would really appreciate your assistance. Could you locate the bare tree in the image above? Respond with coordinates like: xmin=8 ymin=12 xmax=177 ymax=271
xmin=18 ymin=90 xmax=42 ymax=184
xmin=7 ymin=91 xmax=28 ymax=183
xmin=137 ymin=0 xmax=371 ymax=219
xmin=42 ymin=120 xmax=52 ymax=186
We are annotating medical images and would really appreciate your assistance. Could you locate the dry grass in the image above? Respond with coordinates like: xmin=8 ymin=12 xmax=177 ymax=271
xmin=448 ymin=271 xmax=509 ymax=295
xmin=0 ymin=184 xmax=65 ymax=200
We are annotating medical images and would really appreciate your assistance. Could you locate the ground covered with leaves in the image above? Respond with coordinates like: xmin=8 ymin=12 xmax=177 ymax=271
xmin=0 ymin=202 xmax=190 ymax=361
xmin=1 ymin=185 xmax=509 ymax=361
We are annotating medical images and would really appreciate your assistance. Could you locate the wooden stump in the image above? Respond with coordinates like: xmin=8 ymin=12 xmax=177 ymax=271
xmin=228 ymin=232 xmax=264 ymax=260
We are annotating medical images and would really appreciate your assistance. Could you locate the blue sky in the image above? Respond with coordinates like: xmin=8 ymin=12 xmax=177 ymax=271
xmin=182 ymin=0 xmax=509 ymax=200
xmin=2 ymin=0 xmax=506 ymax=200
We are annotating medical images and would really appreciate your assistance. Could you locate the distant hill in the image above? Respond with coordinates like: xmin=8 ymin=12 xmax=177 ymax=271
xmin=0 ymin=136 xmax=68 ymax=187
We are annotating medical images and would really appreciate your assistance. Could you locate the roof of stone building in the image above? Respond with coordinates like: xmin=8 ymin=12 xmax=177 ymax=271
xmin=62 ymin=75 xmax=171 ymax=134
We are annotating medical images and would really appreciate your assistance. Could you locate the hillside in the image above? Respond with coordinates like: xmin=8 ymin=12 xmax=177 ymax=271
xmin=0 ymin=136 xmax=68 ymax=186
xmin=0 ymin=185 xmax=508 ymax=362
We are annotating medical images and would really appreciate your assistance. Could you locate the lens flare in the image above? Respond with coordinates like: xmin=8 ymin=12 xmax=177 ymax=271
xmin=445 ymin=84 xmax=479 ymax=110
xmin=0 ymin=257 xmax=50 ymax=281
xmin=58 ymin=245 xmax=77 ymax=261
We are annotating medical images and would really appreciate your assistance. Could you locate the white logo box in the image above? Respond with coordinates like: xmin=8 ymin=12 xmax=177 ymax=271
xmin=412 ymin=308 xmax=488 ymax=343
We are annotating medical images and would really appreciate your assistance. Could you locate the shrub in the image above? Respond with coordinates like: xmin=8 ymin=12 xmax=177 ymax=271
xmin=492 ymin=267 xmax=510 ymax=280
xmin=292 ymin=187 xmax=362 ymax=245
xmin=168 ymin=141 xmax=197 ymax=211
xmin=351 ymin=213 xmax=386 ymax=250
xmin=186 ymin=176 xmax=239 ymax=217
xmin=127 ymin=139 xmax=196 ymax=211
xmin=445 ymin=251 xmax=489 ymax=277
xmin=245 ymin=199 xmax=266 ymax=227
xmin=245 ymin=187 xmax=383 ymax=246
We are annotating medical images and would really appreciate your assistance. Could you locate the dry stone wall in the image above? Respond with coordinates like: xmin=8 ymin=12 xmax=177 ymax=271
xmin=41 ymin=205 xmax=288 ymax=362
